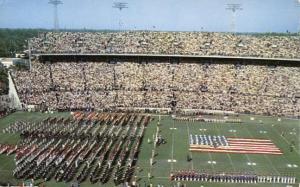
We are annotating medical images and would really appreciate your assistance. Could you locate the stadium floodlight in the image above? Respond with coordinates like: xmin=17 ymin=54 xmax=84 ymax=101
xmin=226 ymin=3 xmax=243 ymax=34
xmin=49 ymin=0 xmax=63 ymax=31
xmin=296 ymin=0 xmax=300 ymax=32
xmin=112 ymin=2 xmax=128 ymax=11
xmin=113 ymin=2 xmax=128 ymax=30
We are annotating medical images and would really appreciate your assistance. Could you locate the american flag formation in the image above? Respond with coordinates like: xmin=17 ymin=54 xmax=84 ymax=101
xmin=189 ymin=135 xmax=282 ymax=155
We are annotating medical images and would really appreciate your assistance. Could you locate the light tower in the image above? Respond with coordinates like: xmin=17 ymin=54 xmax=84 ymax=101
xmin=226 ymin=3 xmax=243 ymax=34
xmin=49 ymin=0 xmax=63 ymax=31
xmin=112 ymin=2 xmax=128 ymax=30
xmin=296 ymin=0 xmax=300 ymax=32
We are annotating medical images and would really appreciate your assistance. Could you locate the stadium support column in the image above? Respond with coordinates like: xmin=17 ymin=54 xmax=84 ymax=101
xmin=142 ymin=62 xmax=147 ymax=106
xmin=82 ymin=63 xmax=87 ymax=91
xmin=48 ymin=62 xmax=54 ymax=85
xmin=171 ymin=60 xmax=177 ymax=114
xmin=113 ymin=63 xmax=117 ymax=109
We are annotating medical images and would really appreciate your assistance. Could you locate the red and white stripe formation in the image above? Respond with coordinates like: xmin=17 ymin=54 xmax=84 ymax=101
xmin=190 ymin=137 xmax=282 ymax=155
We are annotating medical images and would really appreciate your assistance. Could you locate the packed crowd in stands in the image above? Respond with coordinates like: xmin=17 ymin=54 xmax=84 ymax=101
xmin=30 ymin=32 xmax=300 ymax=59
xmin=11 ymin=60 xmax=300 ymax=117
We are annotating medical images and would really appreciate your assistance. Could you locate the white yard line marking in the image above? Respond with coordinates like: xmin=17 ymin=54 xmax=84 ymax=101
xmin=259 ymin=130 xmax=267 ymax=134
xmin=244 ymin=125 xmax=280 ymax=175
xmin=170 ymin=120 xmax=175 ymax=172
xmin=229 ymin=124 xmax=257 ymax=173
xmin=286 ymin=164 xmax=298 ymax=168
xmin=260 ymin=123 xmax=300 ymax=176
xmin=198 ymin=127 xmax=215 ymax=172
xmin=247 ymin=162 xmax=257 ymax=166
xmin=272 ymin=125 xmax=300 ymax=156
xmin=149 ymin=120 xmax=160 ymax=178
xmin=186 ymin=122 xmax=194 ymax=170
xmin=214 ymin=124 xmax=236 ymax=172
xmin=298 ymin=123 xmax=300 ymax=153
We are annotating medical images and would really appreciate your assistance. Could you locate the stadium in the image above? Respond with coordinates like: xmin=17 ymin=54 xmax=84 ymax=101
xmin=0 ymin=1 xmax=300 ymax=187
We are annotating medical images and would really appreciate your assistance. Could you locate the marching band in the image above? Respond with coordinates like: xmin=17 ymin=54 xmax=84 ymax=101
xmin=0 ymin=112 xmax=151 ymax=185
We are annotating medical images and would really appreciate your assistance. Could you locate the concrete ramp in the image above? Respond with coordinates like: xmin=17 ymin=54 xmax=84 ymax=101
xmin=8 ymin=72 xmax=22 ymax=110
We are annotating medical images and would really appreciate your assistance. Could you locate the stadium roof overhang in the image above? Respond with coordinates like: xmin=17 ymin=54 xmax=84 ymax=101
xmin=35 ymin=53 xmax=300 ymax=66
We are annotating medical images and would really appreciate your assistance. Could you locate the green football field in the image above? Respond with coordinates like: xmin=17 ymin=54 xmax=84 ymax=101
xmin=0 ymin=112 xmax=299 ymax=187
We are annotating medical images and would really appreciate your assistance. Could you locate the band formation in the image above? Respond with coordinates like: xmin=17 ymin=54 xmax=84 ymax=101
xmin=170 ymin=170 xmax=296 ymax=184
xmin=0 ymin=112 xmax=151 ymax=185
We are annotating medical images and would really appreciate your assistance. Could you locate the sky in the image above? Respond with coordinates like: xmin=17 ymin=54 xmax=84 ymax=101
xmin=0 ymin=0 xmax=299 ymax=33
